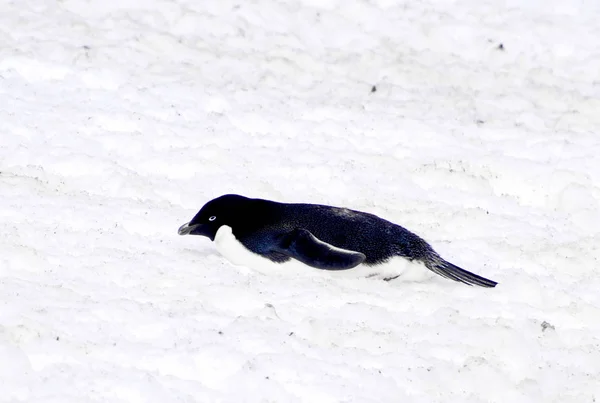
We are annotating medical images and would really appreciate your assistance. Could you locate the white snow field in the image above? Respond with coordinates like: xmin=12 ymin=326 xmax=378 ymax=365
xmin=1 ymin=0 xmax=600 ymax=402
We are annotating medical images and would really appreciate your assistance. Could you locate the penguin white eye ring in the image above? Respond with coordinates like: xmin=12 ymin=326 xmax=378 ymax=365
xmin=178 ymin=194 xmax=498 ymax=288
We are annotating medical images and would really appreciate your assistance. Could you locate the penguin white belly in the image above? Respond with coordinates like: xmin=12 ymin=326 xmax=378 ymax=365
xmin=214 ymin=226 xmax=433 ymax=282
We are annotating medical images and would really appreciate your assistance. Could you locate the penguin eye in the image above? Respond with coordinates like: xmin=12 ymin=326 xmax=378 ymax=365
xmin=208 ymin=216 xmax=217 ymax=222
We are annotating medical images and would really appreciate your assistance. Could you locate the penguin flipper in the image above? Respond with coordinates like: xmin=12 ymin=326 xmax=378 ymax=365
xmin=276 ymin=228 xmax=366 ymax=270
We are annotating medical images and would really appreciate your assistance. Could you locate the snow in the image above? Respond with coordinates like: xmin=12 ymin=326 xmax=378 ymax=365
xmin=1 ymin=0 xmax=599 ymax=402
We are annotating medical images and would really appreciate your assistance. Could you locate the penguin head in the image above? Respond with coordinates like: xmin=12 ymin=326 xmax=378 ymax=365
xmin=178 ymin=194 xmax=250 ymax=241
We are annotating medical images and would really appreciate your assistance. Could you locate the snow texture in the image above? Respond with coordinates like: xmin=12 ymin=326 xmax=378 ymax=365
xmin=1 ymin=0 xmax=600 ymax=402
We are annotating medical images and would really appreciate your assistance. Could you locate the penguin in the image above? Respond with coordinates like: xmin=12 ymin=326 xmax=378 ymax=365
xmin=178 ymin=194 xmax=497 ymax=288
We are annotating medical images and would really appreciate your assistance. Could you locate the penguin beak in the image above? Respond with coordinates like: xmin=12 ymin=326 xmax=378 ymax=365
xmin=178 ymin=222 xmax=201 ymax=236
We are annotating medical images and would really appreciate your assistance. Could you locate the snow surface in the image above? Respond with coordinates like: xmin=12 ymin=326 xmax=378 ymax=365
xmin=2 ymin=0 xmax=600 ymax=402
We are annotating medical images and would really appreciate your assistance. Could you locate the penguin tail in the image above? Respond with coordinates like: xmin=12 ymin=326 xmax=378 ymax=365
xmin=423 ymin=253 xmax=497 ymax=288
